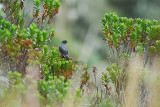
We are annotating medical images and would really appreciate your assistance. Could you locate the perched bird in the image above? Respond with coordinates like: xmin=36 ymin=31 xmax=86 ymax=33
xmin=59 ymin=40 xmax=70 ymax=61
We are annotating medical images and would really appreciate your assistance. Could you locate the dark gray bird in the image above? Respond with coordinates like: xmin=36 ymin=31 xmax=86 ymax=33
xmin=59 ymin=40 xmax=70 ymax=61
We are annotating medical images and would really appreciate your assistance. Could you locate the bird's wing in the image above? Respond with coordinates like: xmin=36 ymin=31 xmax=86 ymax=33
xmin=59 ymin=44 xmax=68 ymax=55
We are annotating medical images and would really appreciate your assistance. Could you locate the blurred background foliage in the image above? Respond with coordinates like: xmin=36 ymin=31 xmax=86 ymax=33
xmin=23 ymin=0 xmax=160 ymax=71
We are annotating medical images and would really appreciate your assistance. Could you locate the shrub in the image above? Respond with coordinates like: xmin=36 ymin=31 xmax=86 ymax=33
xmin=101 ymin=12 xmax=160 ymax=106
xmin=0 ymin=1 xmax=76 ymax=106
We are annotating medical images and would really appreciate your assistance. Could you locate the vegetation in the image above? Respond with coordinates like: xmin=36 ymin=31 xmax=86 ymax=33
xmin=101 ymin=12 xmax=160 ymax=106
xmin=0 ymin=1 xmax=160 ymax=107
xmin=0 ymin=0 xmax=75 ymax=106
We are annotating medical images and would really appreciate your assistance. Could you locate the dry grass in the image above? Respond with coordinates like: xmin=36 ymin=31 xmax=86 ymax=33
xmin=124 ymin=56 xmax=142 ymax=107
xmin=1 ymin=56 xmax=160 ymax=107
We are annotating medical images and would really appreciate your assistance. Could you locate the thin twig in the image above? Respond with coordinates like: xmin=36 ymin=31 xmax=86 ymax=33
xmin=4 ymin=0 xmax=18 ymax=12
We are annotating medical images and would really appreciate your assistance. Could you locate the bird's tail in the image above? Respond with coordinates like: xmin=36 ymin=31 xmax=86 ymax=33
xmin=65 ymin=55 xmax=70 ymax=61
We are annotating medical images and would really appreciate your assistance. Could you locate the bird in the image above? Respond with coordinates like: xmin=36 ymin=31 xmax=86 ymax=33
xmin=59 ymin=40 xmax=70 ymax=61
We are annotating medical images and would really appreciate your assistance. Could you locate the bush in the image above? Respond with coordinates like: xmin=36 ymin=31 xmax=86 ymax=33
xmin=0 ymin=1 xmax=77 ymax=106
xmin=101 ymin=12 xmax=160 ymax=106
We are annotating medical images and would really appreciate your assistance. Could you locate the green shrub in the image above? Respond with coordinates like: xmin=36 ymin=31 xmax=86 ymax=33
xmin=38 ymin=76 xmax=71 ymax=105
xmin=101 ymin=12 xmax=160 ymax=106
xmin=0 ymin=1 xmax=76 ymax=106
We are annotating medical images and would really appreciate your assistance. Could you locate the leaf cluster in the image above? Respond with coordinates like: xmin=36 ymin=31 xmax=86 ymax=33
xmin=102 ymin=12 xmax=160 ymax=56
xmin=38 ymin=75 xmax=71 ymax=105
